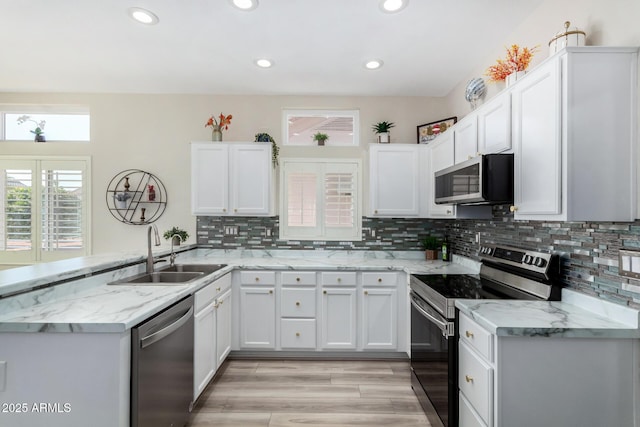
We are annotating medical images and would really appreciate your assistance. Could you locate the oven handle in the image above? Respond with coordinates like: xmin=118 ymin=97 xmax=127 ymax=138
xmin=410 ymin=294 xmax=453 ymax=337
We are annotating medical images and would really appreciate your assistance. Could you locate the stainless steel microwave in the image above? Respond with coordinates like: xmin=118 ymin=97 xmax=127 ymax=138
xmin=434 ymin=154 xmax=513 ymax=205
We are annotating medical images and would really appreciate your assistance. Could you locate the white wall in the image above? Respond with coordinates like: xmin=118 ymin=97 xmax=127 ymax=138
xmin=0 ymin=93 xmax=445 ymax=257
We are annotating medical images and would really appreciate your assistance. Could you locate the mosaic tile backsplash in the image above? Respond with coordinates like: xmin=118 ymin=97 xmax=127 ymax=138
xmin=197 ymin=209 xmax=640 ymax=308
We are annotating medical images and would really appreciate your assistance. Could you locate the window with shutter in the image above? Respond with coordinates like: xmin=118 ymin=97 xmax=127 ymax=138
xmin=280 ymin=159 xmax=361 ymax=241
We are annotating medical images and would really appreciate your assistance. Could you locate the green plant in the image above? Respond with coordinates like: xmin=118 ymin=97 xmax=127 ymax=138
xmin=420 ymin=236 xmax=440 ymax=251
xmin=163 ymin=226 xmax=189 ymax=243
xmin=255 ymin=132 xmax=279 ymax=168
xmin=312 ymin=132 xmax=329 ymax=142
xmin=372 ymin=121 xmax=395 ymax=134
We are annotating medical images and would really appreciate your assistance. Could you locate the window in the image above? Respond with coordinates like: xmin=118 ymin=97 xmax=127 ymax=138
xmin=280 ymin=159 xmax=361 ymax=241
xmin=1 ymin=105 xmax=90 ymax=142
xmin=282 ymin=109 xmax=360 ymax=146
xmin=0 ymin=157 xmax=91 ymax=265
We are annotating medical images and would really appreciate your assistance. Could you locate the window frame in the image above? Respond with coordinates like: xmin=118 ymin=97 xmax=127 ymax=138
xmin=279 ymin=158 xmax=362 ymax=242
xmin=281 ymin=109 xmax=360 ymax=146
xmin=1 ymin=104 xmax=90 ymax=142
xmin=0 ymin=155 xmax=92 ymax=265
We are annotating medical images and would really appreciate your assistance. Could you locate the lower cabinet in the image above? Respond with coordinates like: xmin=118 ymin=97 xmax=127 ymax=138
xmin=321 ymin=287 xmax=357 ymax=349
xmin=193 ymin=273 xmax=231 ymax=401
xmin=239 ymin=271 xmax=276 ymax=349
xmin=362 ymin=287 xmax=397 ymax=349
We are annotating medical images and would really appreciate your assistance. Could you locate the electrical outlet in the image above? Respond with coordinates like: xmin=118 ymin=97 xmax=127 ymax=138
xmin=475 ymin=232 xmax=481 ymax=244
xmin=619 ymin=249 xmax=640 ymax=279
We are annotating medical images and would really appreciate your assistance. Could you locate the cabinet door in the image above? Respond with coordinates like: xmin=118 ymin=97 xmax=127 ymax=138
xmin=193 ymin=302 xmax=216 ymax=400
xmin=362 ymin=288 xmax=397 ymax=350
xmin=428 ymin=133 xmax=456 ymax=217
xmin=511 ymin=58 xmax=562 ymax=218
xmin=215 ymin=288 xmax=232 ymax=366
xmin=477 ymin=91 xmax=512 ymax=154
xmin=229 ymin=144 xmax=271 ymax=215
xmin=369 ymin=144 xmax=419 ymax=216
xmin=191 ymin=143 xmax=229 ymax=215
xmin=454 ymin=115 xmax=478 ymax=164
xmin=320 ymin=288 xmax=356 ymax=349
xmin=239 ymin=287 xmax=275 ymax=348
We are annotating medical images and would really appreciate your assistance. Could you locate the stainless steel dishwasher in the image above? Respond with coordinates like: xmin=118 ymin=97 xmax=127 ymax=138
xmin=131 ymin=295 xmax=194 ymax=427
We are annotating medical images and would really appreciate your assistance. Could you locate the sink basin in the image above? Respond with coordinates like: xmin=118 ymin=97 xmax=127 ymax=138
xmin=160 ymin=264 xmax=227 ymax=275
xmin=109 ymin=271 xmax=204 ymax=285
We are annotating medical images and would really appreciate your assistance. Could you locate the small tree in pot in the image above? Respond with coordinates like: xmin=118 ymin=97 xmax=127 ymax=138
xmin=421 ymin=236 xmax=440 ymax=261
xmin=372 ymin=121 xmax=395 ymax=143
xmin=313 ymin=132 xmax=329 ymax=146
xmin=163 ymin=227 xmax=189 ymax=246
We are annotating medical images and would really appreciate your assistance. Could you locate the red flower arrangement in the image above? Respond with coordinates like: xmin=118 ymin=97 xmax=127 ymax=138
xmin=486 ymin=44 xmax=538 ymax=82
xmin=205 ymin=113 xmax=233 ymax=131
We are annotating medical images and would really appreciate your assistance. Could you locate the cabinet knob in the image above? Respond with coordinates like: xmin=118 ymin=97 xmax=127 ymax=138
xmin=223 ymin=208 xmax=227 ymax=212
xmin=364 ymin=291 xmax=369 ymax=295
xmin=377 ymin=278 xmax=382 ymax=283
xmin=467 ymin=155 xmax=472 ymax=160
xmin=510 ymin=205 xmax=518 ymax=212
xmin=255 ymin=277 xmax=260 ymax=282
xmin=323 ymin=290 xmax=327 ymax=294
xmin=465 ymin=330 xmax=474 ymax=338
xmin=234 ymin=208 xmax=238 ymax=213
xmin=269 ymin=290 xmax=273 ymax=294
xmin=465 ymin=375 xmax=474 ymax=383
xmin=216 ymin=287 xmax=221 ymax=292
xmin=476 ymin=152 xmax=482 ymax=156
xmin=296 ymin=277 xmax=301 ymax=282
xmin=295 ymin=301 xmax=300 ymax=306
xmin=374 ymin=210 xmax=378 ymax=214
xmin=219 ymin=299 xmax=224 ymax=305
xmin=296 ymin=332 xmax=300 ymax=337
xmin=214 ymin=303 xmax=219 ymax=308
xmin=337 ymin=278 xmax=342 ymax=283
xmin=446 ymin=210 xmax=452 ymax=214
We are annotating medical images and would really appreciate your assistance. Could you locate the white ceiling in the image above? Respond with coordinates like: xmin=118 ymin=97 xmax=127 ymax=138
xmin=0 ymin=0 xmax=543 ymax=96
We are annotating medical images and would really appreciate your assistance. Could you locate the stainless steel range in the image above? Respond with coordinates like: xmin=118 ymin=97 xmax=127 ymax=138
xmin=409 ymin=244 xmax=560 ymax=427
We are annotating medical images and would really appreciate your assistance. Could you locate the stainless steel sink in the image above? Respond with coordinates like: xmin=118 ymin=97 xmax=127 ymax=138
xmin=109 ymin=271 xmax=204 ymax=285
xmin=160 ymin=264 xmax=227 ymax=275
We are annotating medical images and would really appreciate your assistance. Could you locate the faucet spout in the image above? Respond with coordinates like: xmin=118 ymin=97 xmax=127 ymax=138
xmin=169 ymin=234 xmax=182 ymax=267
xmin=147 ymin=225 xmax=155 ymax=274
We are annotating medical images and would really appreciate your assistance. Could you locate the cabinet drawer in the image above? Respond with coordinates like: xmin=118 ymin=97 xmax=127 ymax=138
xmin=194 ymin=274 xmax=231 ymax=313
xmin=281 ymin=271 xmax=316 ymax=286
xmin=459 ymin=312 xmax=493 ymax=361
xmin=459 ymin=392 xmax=488 ymax=427
xmin=459 ymin=341 xmax=493 ymax=426
xmin=362 ymin=272 xmax=398 ymax=287
xmin=280 ymin=319 xmax=316 ymax=349
xmin=281 ymin=288 xmax=316 ymax=318
xmin=240 ymin=271 xmax=276 ymax=285
xmin=321 ymin=272 xmax=356 ymax=286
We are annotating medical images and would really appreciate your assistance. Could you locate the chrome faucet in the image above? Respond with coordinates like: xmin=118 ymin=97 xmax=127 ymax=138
xmin=147 ymin=225 xmax=161 ymax=274
xmin=169 ymin=234 xmax=182 ymax=267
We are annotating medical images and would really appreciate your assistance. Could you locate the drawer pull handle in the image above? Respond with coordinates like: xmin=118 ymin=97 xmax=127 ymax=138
xmin=295 ymin=301 xmax=300 ymax=306
xmin=465 ymin=375 xmax=474 ymax=383
xmin=269 ymin=290 xmax=273 ymax=294
xmin=377 ymin=278 xmax=382 ymax=282
xmin=296 ymin=277 xmax=300 ymax=282
xmin=465 ymin=331 xmax=474 ymax=338
xmin=296 ymin=332 xmax=300 ymax=337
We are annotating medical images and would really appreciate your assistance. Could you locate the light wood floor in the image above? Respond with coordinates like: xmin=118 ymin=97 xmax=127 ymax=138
xmin=187 ymin=359 xmax=432 ymax=427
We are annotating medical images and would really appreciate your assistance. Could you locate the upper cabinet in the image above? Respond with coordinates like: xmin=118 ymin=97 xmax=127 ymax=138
xmin=510 ymin=47 xmax=638 ymax=221
xmin=477 ymin=91 xmax=511 ymax=155
xmin=369 ymin=144 xmax=420 ymax=217
xmin=453 ymin=115 xmax=478 ymax=164
xmin=191 ymin=142 xmax=272 ymax=216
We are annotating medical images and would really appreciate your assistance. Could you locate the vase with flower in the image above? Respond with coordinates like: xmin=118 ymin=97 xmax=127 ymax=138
xmin=205 ymin=113 xmax=233 ymax=141
xmin=486 ymin=44 xmax=538 ymax=87
xmin=16 ymin=115 xmax=46 ymax=142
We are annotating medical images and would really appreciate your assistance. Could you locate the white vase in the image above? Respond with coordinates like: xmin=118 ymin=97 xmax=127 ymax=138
xmin=377 ymin=132 xmax=390 ymax=143
xmin=505 ymin=71 xmax=527 ymax=87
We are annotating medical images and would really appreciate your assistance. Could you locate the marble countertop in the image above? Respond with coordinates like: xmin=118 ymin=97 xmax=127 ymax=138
xmin=0 ymin=248 xmax=477 ymax=334
xmin=456 ymin=289 xmax=640 ymax=339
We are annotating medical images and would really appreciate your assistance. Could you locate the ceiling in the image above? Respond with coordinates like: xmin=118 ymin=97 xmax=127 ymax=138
xmin=0 ymin=0 xmax=543 ymax=97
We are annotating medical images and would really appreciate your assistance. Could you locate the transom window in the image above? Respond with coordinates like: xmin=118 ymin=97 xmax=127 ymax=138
xmin=1 ymin=105 xmax=90 ymax=142
xmin=282 ymin=109 xmax=360 ymax=146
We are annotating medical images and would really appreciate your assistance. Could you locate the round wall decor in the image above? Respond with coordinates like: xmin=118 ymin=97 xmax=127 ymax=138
xmin=106 ymin=169 xmax=167 ymax=225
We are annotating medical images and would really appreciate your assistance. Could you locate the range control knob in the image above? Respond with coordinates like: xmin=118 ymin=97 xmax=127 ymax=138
xmin=523 ymin=255 xmax=533 ymax=264
xmin=534 ymin=257 xmax=547 ymax=268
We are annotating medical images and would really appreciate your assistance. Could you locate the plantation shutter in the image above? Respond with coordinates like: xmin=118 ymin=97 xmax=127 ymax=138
xmin=0 ymin=162 xmax=36 ymax=263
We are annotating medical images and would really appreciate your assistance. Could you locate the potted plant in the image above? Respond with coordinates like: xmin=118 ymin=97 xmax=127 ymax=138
xmin=312 ymin=132 xmax=329 ymax=146
xmin=372 ymin=121 xmax=395 ymax=143
xmin=163 ymin=227 xmax=189 ymax=246
xmin=16 ymin=115 xmax=46 ymax=142
xmin=254 ymin=132 xmax=279 ymax=168
xmin=114 ymin=192 xmax=132 ymax=209
xmin=421 ymin=236 xmax=440 ymax=261
xmin=205 ymin=113 xmax=233 ymax=141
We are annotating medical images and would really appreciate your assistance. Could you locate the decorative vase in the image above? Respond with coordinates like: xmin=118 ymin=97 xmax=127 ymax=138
xmin=172 ymin=236 xmax=181 ymax=246
xmin=34 ymin=134 xmax=46 ymax=142
xmin=114 ymin=195 xmax=129 ymax=210
xmin=212 ymin=128 xmax=223 ymax=141
xmin=505 ymin=71 xmax=527 ymax=87
xmin=425 ymin=249 xmax=438 ymax=261
xmin=377 ymin=132 xmax=390 ymax=144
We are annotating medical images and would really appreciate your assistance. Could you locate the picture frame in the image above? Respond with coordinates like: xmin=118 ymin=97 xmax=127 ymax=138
xmin=417 ymin=116 xmax=457 ymax=144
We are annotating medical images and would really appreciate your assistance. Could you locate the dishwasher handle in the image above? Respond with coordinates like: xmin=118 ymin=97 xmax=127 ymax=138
xmin=140 ymin=306 xmax=193 ymax=349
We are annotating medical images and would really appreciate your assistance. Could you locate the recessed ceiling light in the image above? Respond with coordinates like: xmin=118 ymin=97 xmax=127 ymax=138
xmin=364 ymin=60 xmax=384 ymax=70
xmin=379 ymin=0 xmax=408 ymax=13
xmin=230 ymin=0 xmax=259 ymax=11
xmin=255 ymin=58 xmax=273 ymax=68
xmin=128 ymin=7 xmax=159 ymax=25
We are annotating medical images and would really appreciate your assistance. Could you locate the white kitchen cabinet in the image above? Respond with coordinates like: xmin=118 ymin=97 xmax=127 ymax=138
xmin=239 ymin=271 xmax=276 ymax=349
xmin=458 ymin=311 xmax=636 ymax=427
xmin=510 ymin=47 xmax=637 ymax=221
xmin=369 ymin=144 xmax=420 ymax=217
xmin=427 ymin=132 xmax=456 ymax=218
xmin=477 ymin=91 xmax=511 ymax=155
xmin=191 ymin=142 xmax=272 ymax=216
xmin=453 ymin=115 xmax=478 ymax=164
xmin=320 ymin=287 xmax=357 ymax=349
xmin=361 ymin=287 xmax=397 ymax=350
xmin=193 ymin=273 xmax=232 ymax=401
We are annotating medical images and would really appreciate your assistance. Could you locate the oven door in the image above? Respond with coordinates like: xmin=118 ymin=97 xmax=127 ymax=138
xmin=410 ymin=291 xmax=457 ymax=427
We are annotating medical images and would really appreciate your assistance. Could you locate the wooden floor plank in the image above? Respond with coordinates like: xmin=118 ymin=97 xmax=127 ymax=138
xmin=187 ymin=412 xmax=271 ymax=427
xmin=220 ymin=397 xmax=396 ymax=414
xmin=268 ymin=413 xmax=430 ymax=427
